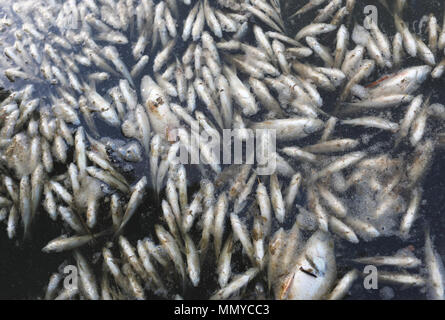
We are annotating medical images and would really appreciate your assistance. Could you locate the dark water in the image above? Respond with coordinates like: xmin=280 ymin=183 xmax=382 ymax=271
xmin=282 ymin=0 xmax=445 ymax=300
xmin=0 ymin=0 xmax=445 ymax=300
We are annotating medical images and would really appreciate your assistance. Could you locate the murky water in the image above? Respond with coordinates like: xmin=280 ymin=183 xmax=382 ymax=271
xmin=0 ymin=0 xmax=444 ymax=300
xmin=282 ymin=0 xmax=445 ymax=300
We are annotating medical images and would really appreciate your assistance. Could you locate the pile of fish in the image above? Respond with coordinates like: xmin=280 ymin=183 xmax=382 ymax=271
xmin=0 ymin=0 xmax=444 ymax=300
